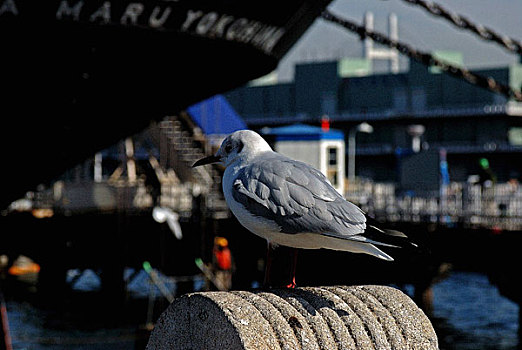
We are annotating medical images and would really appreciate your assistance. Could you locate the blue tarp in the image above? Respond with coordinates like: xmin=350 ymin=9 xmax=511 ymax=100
xmin=187 ymin=95 xmax=247 ymax=135
xmin=263 ymin=124 xmax=344 ymax=141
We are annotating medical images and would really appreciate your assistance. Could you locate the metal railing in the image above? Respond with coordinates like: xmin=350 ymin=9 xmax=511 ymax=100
xmin=346 ymin=180 xmax=522 ymax=230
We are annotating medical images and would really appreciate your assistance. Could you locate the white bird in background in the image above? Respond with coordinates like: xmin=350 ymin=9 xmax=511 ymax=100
xmin=193 ymin=130 xmax=412 ymax=287
xmin=152 ymin=207 xmax=183 ymax=240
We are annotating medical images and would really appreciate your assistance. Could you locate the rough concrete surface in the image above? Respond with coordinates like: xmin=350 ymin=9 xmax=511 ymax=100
xmin=146 ymin=285 xmax=439 ymax=350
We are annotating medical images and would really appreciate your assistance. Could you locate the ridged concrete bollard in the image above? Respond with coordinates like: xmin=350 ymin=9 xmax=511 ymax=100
xmin=146 ymin=285 xmax=438 ymax=350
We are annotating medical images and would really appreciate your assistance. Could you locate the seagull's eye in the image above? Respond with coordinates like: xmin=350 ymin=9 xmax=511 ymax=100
xmin=224 ymin=144 xmax=233 ymax=153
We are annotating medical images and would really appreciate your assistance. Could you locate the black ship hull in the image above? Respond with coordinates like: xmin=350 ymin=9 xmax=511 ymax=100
xmin=0 ymin=0 xmax=331 ymax=208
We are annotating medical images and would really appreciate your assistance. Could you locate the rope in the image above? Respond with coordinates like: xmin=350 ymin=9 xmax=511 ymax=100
xmin=398 ymin=0 xmax=522 ymax=56
xmin=321 ymin=10 xmax=522 ymax=102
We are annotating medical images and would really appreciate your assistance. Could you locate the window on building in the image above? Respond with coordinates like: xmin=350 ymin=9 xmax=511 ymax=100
xmin=328 ymin=147 xmax=337 ymax=166
xmin=327 ymin=147 xmax=338 ymax=186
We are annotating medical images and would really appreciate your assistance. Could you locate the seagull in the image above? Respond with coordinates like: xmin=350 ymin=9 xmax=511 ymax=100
xmin=193 ymin=130 xmax=411 ymax=287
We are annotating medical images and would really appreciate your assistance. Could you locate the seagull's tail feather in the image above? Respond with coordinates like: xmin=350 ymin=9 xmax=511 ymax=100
xmin=364 ymin=216 xmax=419 ymax=249
xmin=321 ymin=237 xmax=394 ymax=261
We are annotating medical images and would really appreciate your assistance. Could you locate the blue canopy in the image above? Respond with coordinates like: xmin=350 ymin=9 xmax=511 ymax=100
xmin=187 ymin=95 xmax=247 ymax=135
xmin=263 ymin=124 xmax=344 ymax=141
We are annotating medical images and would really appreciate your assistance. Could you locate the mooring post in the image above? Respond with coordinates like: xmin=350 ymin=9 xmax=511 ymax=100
xmin=0 ymin=290 xmax=12 ymax=350
xmin=146 ymin=285 xmax=438 ymax=349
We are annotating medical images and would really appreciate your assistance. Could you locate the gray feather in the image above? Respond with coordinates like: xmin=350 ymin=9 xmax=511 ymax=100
xmin=231 ymin=153 xmax=367 ymax=237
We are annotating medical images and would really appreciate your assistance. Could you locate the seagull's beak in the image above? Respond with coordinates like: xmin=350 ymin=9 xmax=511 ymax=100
xmin=192 ymin=155 xmax=220 ymax=167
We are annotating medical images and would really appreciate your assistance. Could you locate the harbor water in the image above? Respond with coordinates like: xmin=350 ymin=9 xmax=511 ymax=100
xmin=4 ymin=270 xmax=519 ymax=349
xmin=431 ymin=271 xmax=519 ymax=350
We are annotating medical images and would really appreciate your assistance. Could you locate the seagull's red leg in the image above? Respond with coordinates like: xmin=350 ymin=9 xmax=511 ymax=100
xmin=285 ymin=248 xmax=298 ymax=289
xmin=264 ymin=244 xmax=298 ymax=288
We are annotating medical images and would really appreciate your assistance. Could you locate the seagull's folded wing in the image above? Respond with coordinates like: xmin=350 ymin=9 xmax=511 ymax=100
xmin=232 ymin=154 xmax=367 ymax=238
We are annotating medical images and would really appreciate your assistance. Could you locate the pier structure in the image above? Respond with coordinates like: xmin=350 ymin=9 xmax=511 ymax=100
xmin=8 ymin=112 xmax=228 ymax=219
xmin=2 ymin=110 xmax=231 ymax=300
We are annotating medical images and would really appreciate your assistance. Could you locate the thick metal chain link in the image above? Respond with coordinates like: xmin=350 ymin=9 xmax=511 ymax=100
xmin=400 ymin=0 xmax=522 ymax=55
xmin=321 ymin=10 xmax=522 ymax=102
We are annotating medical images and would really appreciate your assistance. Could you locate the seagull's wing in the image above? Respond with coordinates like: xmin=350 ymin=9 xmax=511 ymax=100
xmin=232 ymin=153 xmax=368 ymax=238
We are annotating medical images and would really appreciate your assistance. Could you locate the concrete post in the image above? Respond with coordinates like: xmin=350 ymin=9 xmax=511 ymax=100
xmin=147 ymin=285 xmax=438 ymax=349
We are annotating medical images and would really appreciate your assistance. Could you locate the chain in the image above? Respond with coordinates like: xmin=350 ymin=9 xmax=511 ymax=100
xmin=321 ymin=10 xmax=522 ymax=102
xmin=399 ymin=0 xmax=522 ymax=56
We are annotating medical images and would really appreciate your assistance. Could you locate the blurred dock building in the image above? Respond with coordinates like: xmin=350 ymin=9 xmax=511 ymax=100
xmin=225 ymin=53 xmax=522 ymax=186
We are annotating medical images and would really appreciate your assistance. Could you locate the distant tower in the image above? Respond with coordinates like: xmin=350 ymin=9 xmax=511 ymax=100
xmin=363 ymin=12 xmax=399 ymax=73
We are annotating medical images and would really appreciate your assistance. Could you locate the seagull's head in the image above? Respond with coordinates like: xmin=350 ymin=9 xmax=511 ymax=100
xmin=193 ymin=130 xmax=272 ymax=168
